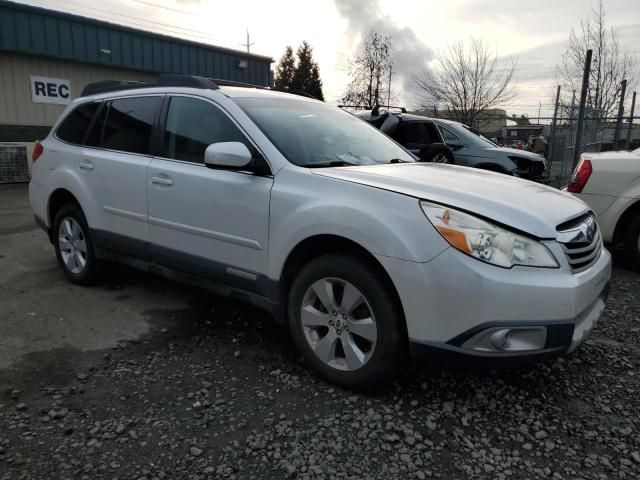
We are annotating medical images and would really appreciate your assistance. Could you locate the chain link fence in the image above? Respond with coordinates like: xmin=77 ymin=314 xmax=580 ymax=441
xmin=545 ymin=113 xmax=639 ymax=188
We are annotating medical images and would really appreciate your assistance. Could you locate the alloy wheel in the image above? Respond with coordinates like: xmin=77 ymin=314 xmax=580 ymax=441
xmin=58 ymin=217 xmax=88 ymax=274
xmin=300 ymin=277 xmax=378 ymax=371
xmin=432 ymin=153 xmax=449 ymax=163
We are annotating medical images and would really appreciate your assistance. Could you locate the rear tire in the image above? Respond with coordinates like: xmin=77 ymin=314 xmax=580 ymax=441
xmin=53 ymin=204 xmax=101 ymax=285
xmin=287 ymin=254 xmax=406 ymax=389
xmin=622 ymin=213 xmax=640 ymax=269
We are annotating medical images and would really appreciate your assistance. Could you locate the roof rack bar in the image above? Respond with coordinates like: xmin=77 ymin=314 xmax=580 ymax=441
xmin=81 ymin=74 xmax=219 ymax=97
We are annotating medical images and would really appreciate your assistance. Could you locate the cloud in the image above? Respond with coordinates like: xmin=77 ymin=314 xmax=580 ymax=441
xmin=333 ymin=0 xmax=433 ymax=101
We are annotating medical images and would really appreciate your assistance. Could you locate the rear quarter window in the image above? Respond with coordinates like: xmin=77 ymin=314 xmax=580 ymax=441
xmin=56 ymin=102 xmax=100 ymax=145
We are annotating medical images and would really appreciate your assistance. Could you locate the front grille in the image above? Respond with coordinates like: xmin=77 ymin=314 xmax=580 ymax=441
xmin=557 ymin=214 xmax=602 ymax=273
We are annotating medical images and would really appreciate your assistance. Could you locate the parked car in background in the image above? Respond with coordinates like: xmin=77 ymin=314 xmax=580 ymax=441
xmin=30 ymin=76 xmax=611 ymax=388
xmin=355 ymin=107 xmax=548 ymax=181
xmin=567 ymin=148 xmax=640 ymax=267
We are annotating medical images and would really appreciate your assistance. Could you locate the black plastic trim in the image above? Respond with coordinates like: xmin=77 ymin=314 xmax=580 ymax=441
xmin=409 ymin=340 xmax=567 ymax=368
xmin=81 ymin=75 xmax=219 ymax=97
xmin=447 ymin=320 xmax=575 ymax=349
xmin=90 ymin=228 xmax=281 ymax=312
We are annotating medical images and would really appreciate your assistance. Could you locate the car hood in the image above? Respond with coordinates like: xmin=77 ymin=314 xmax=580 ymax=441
xmin=481 ymin=147 xmax=544 ymax=161
xmin=314 ymin=163 xmax=589 ymax=238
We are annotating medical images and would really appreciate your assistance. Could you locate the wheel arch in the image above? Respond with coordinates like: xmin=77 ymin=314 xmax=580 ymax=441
xmin=612 ymin=198 xmax=640 ymax=245
xmin=278 ymin=234 xmax=407 ymax=331
xmin=48 ymin=188 xmax=82 ymax=226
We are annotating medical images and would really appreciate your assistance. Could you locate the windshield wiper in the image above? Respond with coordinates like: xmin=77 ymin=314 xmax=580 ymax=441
xmin=306 ymin=160 xmax=361 ymax=168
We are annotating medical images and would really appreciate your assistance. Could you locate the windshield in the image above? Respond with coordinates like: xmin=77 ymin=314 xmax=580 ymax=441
xmin=442 ymin=122 xmax=498 ymax=148
xmin=235 ymin=97 xmax=415 ymax=167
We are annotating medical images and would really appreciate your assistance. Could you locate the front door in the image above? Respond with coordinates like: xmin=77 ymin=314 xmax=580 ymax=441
xmin=146 ymin=95 xmax=273 ymax=295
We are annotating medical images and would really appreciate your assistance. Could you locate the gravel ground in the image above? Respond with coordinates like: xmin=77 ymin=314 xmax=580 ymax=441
xmin=1 ymin=185 xmax=640 ymax=480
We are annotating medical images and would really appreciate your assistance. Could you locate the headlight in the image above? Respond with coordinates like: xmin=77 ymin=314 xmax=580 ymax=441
xmin=420 ymin=201 xmax=558 ymax=268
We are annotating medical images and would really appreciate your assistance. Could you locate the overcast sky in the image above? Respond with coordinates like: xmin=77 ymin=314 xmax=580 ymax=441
xmin=16 ymin=0 xmax=640 ymax=117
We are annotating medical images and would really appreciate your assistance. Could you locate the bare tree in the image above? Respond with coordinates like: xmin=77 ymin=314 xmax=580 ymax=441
xmin=340 ymin=32 xmax=393 ymax=108
xmin=557 ymin=0 xmax=637 ymax=119
xmin=413 ymin=39 xmax=517 ymax=128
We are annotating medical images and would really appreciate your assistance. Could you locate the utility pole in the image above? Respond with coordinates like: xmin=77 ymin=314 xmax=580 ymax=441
xmin=613 ymin=79 xmax=627 ymax=149
xmin=548 ymin=85 xmax=561 ymax=167
xmin=537 ymin=101 xmax=541 ymax=124
xmin=626 ymin=91 xmax=637 ymax=150
xmin=387 ymin=65 xmax=392 ymax=109
xmin=240 ymin=28 xmax=254 ymax=54
xmin=573 ymin=49 xmax=592 ymax=170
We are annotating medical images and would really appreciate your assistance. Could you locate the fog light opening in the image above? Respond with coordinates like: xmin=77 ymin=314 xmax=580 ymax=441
xmin=462 ymin=326 xmax=547 ymax=353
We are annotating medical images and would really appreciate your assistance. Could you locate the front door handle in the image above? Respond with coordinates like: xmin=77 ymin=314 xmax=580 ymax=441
xmin=78 ymin=159 xmax=94 ymax=171
xmin=150 ymin=175 xmax=174 ymax=186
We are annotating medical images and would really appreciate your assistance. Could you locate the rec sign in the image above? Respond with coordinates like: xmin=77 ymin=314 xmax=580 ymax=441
xmin=30 ymin=75 xmax=71 ymax=105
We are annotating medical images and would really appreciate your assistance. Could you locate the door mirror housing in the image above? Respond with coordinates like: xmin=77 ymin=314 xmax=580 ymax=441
xmin=204 ymin=142 xmax=252 ymax=169
xmin=447 ymin=142 xmax=465 ymax=150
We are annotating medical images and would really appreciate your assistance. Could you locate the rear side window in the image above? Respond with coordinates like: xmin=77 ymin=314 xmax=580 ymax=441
xmin=56 ymin=102 xmax=100 ymax=144
xmin=162 ymin=96 xmax=251 ymax=163
xmin=401 ymin=123 xmax=431 ymax=148
xmin=87 ymin=96 xmax=161 ymax=154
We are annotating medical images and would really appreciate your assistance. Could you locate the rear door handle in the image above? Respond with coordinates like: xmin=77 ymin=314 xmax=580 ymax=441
xmin=150 ymin=175 xmax=174 ymax=186
xmin=78 ymin=159 xmax=94 ymax=171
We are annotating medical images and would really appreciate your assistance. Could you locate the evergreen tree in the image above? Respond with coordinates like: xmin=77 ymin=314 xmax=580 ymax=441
xmin=291 ymin=41 xmax=324 ymax=100
xmin=274 ymin=46 xmax=295 ymax=90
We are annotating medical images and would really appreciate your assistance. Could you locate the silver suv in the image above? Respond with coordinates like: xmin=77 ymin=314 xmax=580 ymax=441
xmin=30 ymin=75 xmax=611 ymax=388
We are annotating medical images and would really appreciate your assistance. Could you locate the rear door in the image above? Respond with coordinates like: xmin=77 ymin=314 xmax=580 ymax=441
xmin=80 ymin=95 xmax=161 ymax=257
xmin=147 ymin=95 xmax=273 ymax=295
xmin=395 ymin=121 xmax=442 ymax=156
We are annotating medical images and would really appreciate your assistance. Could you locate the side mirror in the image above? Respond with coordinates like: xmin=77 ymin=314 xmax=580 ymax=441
xmin=447 ymin=142 xmax=465 ymax=150
xmin=204 ymin=142 xmax=252 ymax=169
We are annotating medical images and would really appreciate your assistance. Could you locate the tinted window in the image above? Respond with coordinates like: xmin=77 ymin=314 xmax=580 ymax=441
xmin=401 ymin=123 xmax=430 ymax=148
xmin=163 ymin=97 xmax=251 ymax=163
xmin=84 ymin=103 xmax=107 ymax=147
xmin=56 ymin=102 xmax=100 ymax=144
xmin=439 ymin=126 xmax=465 ymax=146
xmin=98 ymin=97 xmax=161 ymax=154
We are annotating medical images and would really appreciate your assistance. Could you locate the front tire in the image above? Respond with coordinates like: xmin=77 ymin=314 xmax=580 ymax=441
xmin=53 ymin=204 xmax=101 ymax=285
xmin=288 ymin=254 xmax=406 ymax=389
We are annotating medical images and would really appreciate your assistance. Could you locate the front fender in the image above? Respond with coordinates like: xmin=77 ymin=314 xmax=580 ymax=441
xmin=267 ymin=167 xmax=449 ymax=280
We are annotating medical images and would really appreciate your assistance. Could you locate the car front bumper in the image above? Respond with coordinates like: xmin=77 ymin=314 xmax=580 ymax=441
xmin=375 ymin=243 xmax=612 ymax=365
xmin=408 ymin=281 xmax=609 ymax=366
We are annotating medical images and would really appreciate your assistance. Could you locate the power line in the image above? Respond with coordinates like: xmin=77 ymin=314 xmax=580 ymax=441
xmin=39 ymin=0 xmax=216 ymax=37
xmin=129 ymin=0 xmax=200 ymax=16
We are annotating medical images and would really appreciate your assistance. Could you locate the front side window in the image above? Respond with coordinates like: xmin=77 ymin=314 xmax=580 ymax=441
xmin=439 ymin=125 xmax=465 ymax=147
xmin=88 ymin=96 xmax=161 ymax=154
xmin=162 ymin=96 xmax=251 ymax=163
xmin=235 ymin=97 xmax=414 ymax=167
xmin=56 ymin=102 xmax=100 ymax=145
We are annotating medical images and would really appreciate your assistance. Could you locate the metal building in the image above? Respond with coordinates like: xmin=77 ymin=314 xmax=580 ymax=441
xmin=0 ymin=0 xmax=273 ymax=182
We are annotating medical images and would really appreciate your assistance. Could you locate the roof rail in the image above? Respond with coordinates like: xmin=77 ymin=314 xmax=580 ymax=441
xmin=80 ymin=74 xmax=219 ymax=97
xmin=372 ymin=104 xmax=407 ymax=116
xmin=210 ymin=79 xmax=321 ymax=101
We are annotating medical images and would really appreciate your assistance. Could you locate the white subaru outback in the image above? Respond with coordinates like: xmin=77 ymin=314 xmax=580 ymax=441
xmin=29 ymin=75 xmax=612 ymax=388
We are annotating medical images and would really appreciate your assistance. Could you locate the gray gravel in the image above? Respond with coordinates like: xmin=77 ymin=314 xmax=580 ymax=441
xmin=0 ymin=261 xmax=639 ymax=480
xmin=1 ymin=184 xmax=639 ymax=480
